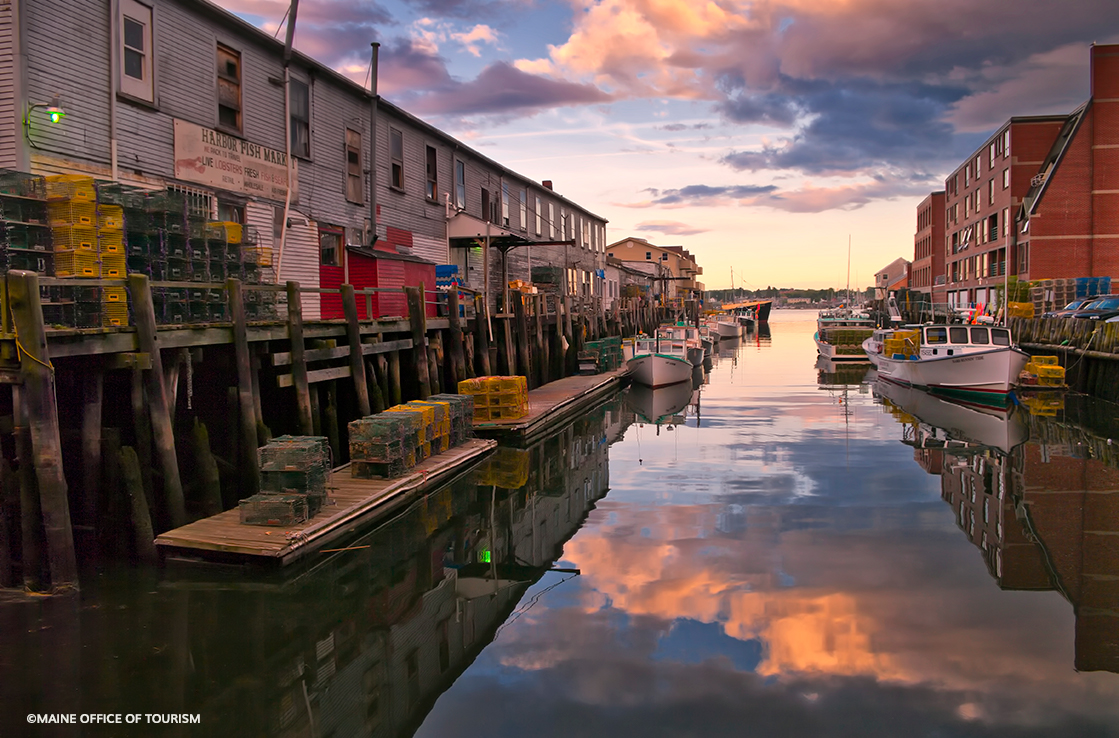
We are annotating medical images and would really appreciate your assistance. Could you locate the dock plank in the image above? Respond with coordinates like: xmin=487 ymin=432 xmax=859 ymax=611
xmin=154 ymin=438 xmax=496 ymax=564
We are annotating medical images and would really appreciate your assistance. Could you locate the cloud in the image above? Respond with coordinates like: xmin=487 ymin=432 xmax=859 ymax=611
xmin=408 ymin=62 xmax=613 ymax=117
xmin=635 ymin=221 xmax=710 ymax=236
xmin=451 ymin=24 xmax=501 ymax=57
xmin=619 ymin=178 xmax=928 ymax=213
xmin=657 ymin=123 xmax=712 ymax=132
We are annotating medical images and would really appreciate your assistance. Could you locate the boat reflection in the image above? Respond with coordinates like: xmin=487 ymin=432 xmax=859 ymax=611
xmin=816 ymin=355 xmax=872 ymax=387
xmin=879 ymin=383 xmax=1119 ymax=673
xmin=625 ymin=376 xmax=697 ymax=428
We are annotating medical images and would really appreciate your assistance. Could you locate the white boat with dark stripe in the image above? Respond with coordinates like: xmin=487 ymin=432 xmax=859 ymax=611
xmin=627 ymin=336 xmax=694 ymax=388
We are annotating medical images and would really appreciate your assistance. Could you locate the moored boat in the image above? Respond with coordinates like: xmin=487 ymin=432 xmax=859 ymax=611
xmin=627 ymin=335 xmax=694 ymax=388
xmin=862 ymin=323 xmax=1029 ymax=406
xmin=658 ymin=324 xmax=705 ymax=366
xmin=815 ymin=308 xmax=875 ymax=363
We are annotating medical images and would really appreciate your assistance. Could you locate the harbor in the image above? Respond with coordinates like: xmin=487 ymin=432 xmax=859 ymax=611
xmin=2 ymin=310 xmax=1117 ymax=736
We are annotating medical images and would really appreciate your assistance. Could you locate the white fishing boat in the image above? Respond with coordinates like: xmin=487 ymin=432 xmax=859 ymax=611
xmin=815 ymin=307 xmax=875 ymax=362
xmin=862 ymin=323 xmax=1030 ymax=405
xmin=714 ymin=317 xmax=741 ymax=339
xmin=627 ymin=335 xmax=694 ymax=388
xmin=658 ymin=324 xmax=705 ymax=366
xmin=626 ymin=380 xmax=695 ymax=426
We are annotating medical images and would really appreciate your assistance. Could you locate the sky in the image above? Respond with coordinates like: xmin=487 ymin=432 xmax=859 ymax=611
xmin=218 ymin=0 xmax=1119 ymax=290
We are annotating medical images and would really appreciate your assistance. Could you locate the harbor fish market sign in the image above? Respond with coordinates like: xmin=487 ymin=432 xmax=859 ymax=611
xmin=173 ymin=119 xmax=295 ymax=201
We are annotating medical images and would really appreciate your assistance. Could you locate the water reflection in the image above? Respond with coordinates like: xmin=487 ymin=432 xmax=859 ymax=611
xmin=874 ymin=382 xmax=1119 ymax=674
xmin=0 ymin=401 xmax=621 ymax=736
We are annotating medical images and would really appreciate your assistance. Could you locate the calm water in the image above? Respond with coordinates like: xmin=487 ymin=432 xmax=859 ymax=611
xmin=3 ymin=309 xmax=1119 ymax=736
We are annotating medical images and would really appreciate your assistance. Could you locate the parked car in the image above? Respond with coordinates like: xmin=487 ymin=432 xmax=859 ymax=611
xmin=1042 ymin=298 xmax=1093 ymax=319
xmin=1069 ymin=295 xmax=1119 ymax=320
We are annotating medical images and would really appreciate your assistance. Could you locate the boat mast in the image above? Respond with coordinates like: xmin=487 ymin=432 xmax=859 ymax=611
xmin=846 ymin=235 xmax=851 ymax=306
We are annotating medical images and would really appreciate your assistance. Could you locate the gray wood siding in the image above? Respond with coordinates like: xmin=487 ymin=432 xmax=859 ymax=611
xmin=24 ymin=0 xmax=111 ymax=164
xmin=374 ymin=108 xmax=448 ymax=249
xmin=0 ymin=0 xmax=16 ymax=169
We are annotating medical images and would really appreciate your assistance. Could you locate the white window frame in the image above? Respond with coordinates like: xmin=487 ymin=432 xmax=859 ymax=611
xmin=548 ymin=203 xmax=555 ymax=239
xmin=454 ymin=159 xmax=465 ymax=210
xmin=501 ymin=182 xmax=510 ymax=227
xmin=390 ymin=128 xmax=404 ymax=190
xmin=535 ymin=196 xmax=542 ymax=236
xmin=290 ymin=77 xmax=310 ymax=159
xmin=519 ymin=188 xmax=527 ymax=231
xmin=119 ymin=0 xmax=154 ymax=103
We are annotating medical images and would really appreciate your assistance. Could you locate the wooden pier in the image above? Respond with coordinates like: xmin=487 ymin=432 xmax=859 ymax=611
xmin=154 ymin=438 xmax=496 ymax=566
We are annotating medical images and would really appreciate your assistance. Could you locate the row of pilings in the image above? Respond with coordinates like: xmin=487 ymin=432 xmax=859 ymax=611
xmin=0 ymin=269 xmax=702 ymax=593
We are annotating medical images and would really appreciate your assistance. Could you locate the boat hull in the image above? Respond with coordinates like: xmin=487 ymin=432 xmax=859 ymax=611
xmin=716 ymin=321 xmax=741 ymax=339
xmin=864 ymin=338 xmax=1029 ymax=405
xmin=627 ymin=353 xmax=694 ymax=388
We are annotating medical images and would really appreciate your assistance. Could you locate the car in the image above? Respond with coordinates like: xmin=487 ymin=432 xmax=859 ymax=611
xmin=1042 ymin=298 xmax=1093 ymax=319
xmin=1069 ymin=295 xmax=1119 ymax=320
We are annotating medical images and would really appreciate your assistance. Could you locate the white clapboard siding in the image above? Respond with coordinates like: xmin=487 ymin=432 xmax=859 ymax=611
xmin=277 ymin=212 xmax=320 ymax=320
xmin=0 ymin=0 xmax=17 ymax=170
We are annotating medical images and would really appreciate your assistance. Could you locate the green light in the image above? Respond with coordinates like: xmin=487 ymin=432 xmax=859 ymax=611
xmin=48 ymin=110 xmax=64 ymax=124
xmin=479 ymin=550 xmax=491 ymax=563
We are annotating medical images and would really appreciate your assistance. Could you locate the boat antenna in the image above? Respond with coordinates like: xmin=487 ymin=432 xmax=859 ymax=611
xmin=846 ymin=235 xmax=851 ymax=306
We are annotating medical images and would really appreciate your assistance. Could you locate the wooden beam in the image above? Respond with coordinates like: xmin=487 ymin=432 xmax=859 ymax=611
xmin=341 ymin=284 xmax=371 ymax=417
xmin=7 ymin=271 xmax=77 ymax=588
xmin=128 ymin=273 xmax=187 ymax=530
xmin=276 ymin=365 xmax=353 ymax=388
xmin=269 ymin=339 xmax=413 ymax=366
xmin=447 ymin=290 xmax=466 ymax=391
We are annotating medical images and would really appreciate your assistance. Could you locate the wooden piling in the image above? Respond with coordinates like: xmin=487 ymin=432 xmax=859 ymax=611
xmin=513 ymin=293 xmax=532 ymax=383
xmin=120 ymin=446 xmax=157 ymax=565
xmin=286 ymin=282 xmax=314 ymax=434
xmin=405 ymin=286 xmax=432 ymax=399
xmin=8 ymin=271 xmax=77 ymax=588
xmin=14 ymin=403 xmax=42 ymax=591
xmin=447 ymin=290 xmax=467 ymax=390
xmin=536 ymin=295 xmax=549 ymax=385
xmin=341 ymin=284 xmax=372 ymax=417
xmin=129 ymin=274 xmax=187 ymax=529
xmin=501 ymin=316 xmax=517 ymax=377
xmin=225 ymin=278 xmax=259 ymax=497
xmin=81 ymin=370 xmax=103 ymax=531
xmin=473 ymin=295 xmax=492 ymax=376
xmin=324 ymin=381 xmax=341 ymax=465
xmin=562 ymin=294 xmax=575 ymax=374
xmin=100 ymin=428 xmax=124 ymax=558
xmin=0 ymin=458 xmax=15 ymax=587
xmin=130 ymin=364 xmax=155 ymax=513
xmin=388 ymin=351 xmax=402 ymax=406
xmin=191 ymin=419 xmax=224 ymax=518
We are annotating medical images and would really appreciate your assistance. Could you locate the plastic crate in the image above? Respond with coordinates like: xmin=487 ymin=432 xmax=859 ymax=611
xmin=239 ymin=494 xmax=309 ymax=526
xmin=0 ymin=170 xmax=47 ymax=198
xmin=351 ymin=459 xmax=408 ymax=480
xmin=97 ymin=205 xmax=124 ymax=231
xmin=101 ymin=254 xmax=126 ymax=278
xmin=206 ymin=221 xmax=243 ymax=243
xmin=52 ymin=225 xmax=97 ymax=251
xmin=98 ymin=231 xmax=124 ymax=253
xmin=4 ymin=249 xmax=53 ymax=274
xmin=0 ymin=223 xmax=52 ymax=251
xmin=54 ymin=249 xmax=100 ymax=278
xmin=243 ymin=245 xmax=273 ymax=266
xmin=45 ymin=175 xmax=96 ymax=202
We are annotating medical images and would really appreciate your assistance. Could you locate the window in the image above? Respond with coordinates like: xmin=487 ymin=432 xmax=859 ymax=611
xmin=974 ymin=155 xmax=981 ymax=175
xmin=481 ymin=188 xmax=490 ymax=222
xmin=535 ymin=196 xmax=542 ymax=235
xmin=501 ymin=182 xmax=510 ymax=227
xmin=991 ymin=328 xmax=1010 ymax=346
xmin=950 ymin=326 xmax=969 ymax=344
xmin=216 ymin=44 xmax=242 ymax=132
xmin=1003 ymin=208 xmax=1009 ymax=237
xmin=1003 ymin=130 xmax=1010 ymax=157
xmin=989 ymin=142 xmax=996 ymax=168
xmin=988 ymin=179 xmax=994 ymax=205
xmin=645 ymin=251 xmax=652 ymax=260
xmin=217 ymin=201 xmax=243 ymax=223
xmin=320 ymin=227 xmax=342 ymax=266
xmin=454 ymin=160 xmax=465 ymax=209
xmin=548 ymin=203 xmax=554 ymax=238
xmin=390 ymin=128 xmax=404 ymax=190
xmin=119 ymin=0 xmax=153 ymax=102
xmin=346 ymin=128 xmax=363 ymax=204
xmin=425 ymin=145 xmax=437 ymax=201
xmin=519 ymin=188 xmax=527 ymax=231
xmin=926 ymin=326 xmax=947 ymax=344
xmin=290 ymin=78 xmax=310 ymax=158
xmin=1002 ymin=168 xmax=1010 ymax=189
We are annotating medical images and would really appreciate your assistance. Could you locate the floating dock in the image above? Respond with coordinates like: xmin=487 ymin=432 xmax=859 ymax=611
xmin=155 ymin=438 xmax=496 ymax=567
xmin=472 ymin=369 xmax=629 ymax=442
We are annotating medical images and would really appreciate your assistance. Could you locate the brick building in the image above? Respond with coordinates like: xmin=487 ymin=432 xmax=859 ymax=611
xmin=912 ymin=192 xmax=945 ymax=301
xmin=939 ymin=43 xmax=1119 ymax=309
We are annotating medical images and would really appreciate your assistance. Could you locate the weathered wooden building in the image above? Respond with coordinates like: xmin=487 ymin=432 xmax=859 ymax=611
xmin=0 ymin=0 xmax=608 ymax=316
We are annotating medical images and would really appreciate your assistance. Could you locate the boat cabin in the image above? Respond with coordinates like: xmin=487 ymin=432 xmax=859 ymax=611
xmin=869 ymin=325 xmax=1013 ymax=360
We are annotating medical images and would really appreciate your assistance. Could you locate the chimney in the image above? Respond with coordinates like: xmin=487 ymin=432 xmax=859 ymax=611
xmin=542 ymin=180 xmax=553 ymax=190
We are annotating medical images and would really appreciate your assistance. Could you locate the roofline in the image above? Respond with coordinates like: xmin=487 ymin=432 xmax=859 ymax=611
xmin=184 ymin=0 xmax=608 ymax=224
xmin=947 ymin=112 xmax=1079 ymax=179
